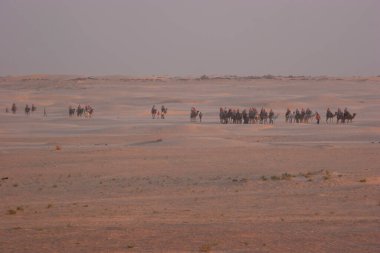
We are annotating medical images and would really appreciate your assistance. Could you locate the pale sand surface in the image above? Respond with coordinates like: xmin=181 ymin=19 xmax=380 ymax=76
xmin=0 ymin=75 xmax=379 ymax=252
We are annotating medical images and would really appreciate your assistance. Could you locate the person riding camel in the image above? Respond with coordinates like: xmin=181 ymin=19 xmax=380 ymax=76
xmin=344 ymin=107 xmax=349 ymax=116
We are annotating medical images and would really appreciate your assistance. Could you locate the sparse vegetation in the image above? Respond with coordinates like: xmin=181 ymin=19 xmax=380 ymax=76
xmin=281 ymin=173 xmax=294 ymax=180
xmin=55 ymin=145 xmax=61 ymax=151
xmin=323 ymin=170 xmax=332 ymax=180
xmin=199 ymin=244 xmax=211 ymax=252
xmin=46 ymin=204 xmax=53 ymax=208
xmin=260 ymin=176 xmax=268 ymax=181
xmin=271 ymin=175 xmax=281 ymax=180
xmin=7 ymin=209 xmax=17 ymax=215
xmin=359 ymin=179 xmax=367 ymax=183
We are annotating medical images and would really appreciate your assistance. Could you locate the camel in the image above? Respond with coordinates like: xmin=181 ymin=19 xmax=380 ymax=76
xmin=344 ymin=112 xmax=356 ymax=123
xmin=249 ymin=109 xmax=257 ymax=124
xmin=25 ymin=105 xmax=30 ymax=115
xmin=336 ymin=111 xmax=344 ymax=123
xmin=151 ymin=106 xmax=157 ymax=119
xmin=259 ymin=109 xmax=268 ymax=124
xmin=190 ymin=108 xmax=200 ymax=122
xmin=269 ymin=113 xmax=279 ymax=124
xmin=85 ymin=108 xmax=94 ymax=118
xmin=11 ymin=103 xmax=17 ymax=114
xmin=161 ymin=106 xmax=168 ymax=119
xmin=77 ymin=107 xmax=84 ymax=117
xmin=326 ymin=110 xmax=336 ymax=123
xmin=288 ymin=112 xmax=295 ymax=123
xmin=285 ymin=109 xmax=291 ymax=123
xmin=69 ymin=106 xmax=75 ymax=117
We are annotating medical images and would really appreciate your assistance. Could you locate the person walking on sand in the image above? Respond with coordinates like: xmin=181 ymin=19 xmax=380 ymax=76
xmin=43 ymin=107 xmax=47 ymax=117
xmin=315 ymin=112 xmax=321 ymax=124
xmin=199 ymin=111 xmax=203 ymax=122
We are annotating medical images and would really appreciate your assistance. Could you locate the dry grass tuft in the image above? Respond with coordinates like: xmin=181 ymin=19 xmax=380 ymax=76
xmin=323 ymin=170 xmax=332 ymax=180
xmin=359 ymin=179 xmax=367 ymax=183
xmin=281 ymin=173 xmax=294 ymax=180
xmin=199 ymin=244 xmax=211 ymax=252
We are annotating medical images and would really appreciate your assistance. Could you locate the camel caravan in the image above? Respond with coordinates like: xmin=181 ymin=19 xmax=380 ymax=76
xmin=151 ymin=105 xmax=168 ymax=119
xmin=285 ymin=108 xmax=317 ymax=124
xmin=5 ymin=103 xmax=37 ymax=115
xmin=4 ymin=101 xmax=357 ymax=125
xmin=190 ymin=107 xmax=203 ymax=122
xmin=69 ymin=104 xmax=94 ymax=118
xmin=219 ymin=107 xmax=278 ymax=124
xmin=285 ymin=107 xmax=356 ymax=124
xmin=326 ymin=108 xmax=356 ymax=123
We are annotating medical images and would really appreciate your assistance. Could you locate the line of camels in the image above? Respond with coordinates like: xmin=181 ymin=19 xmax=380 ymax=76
xmin=5 ymin=103 xmax=94 ymax=118
xmin=5 ymin=103 xmax=357 ymax=124
xmin=5 ymin=103 xmax=37 ymax=115
xmin=151 ymin=105 xmax=356 ymax=124
xmin=68 ymin=105 xmax=94 ymax=118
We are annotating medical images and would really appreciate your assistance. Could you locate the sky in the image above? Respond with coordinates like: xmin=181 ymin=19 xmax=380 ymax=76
xmin=0 ymin=0 xmax=379 ymax=76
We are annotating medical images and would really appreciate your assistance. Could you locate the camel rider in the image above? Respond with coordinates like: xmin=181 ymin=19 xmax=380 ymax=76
xmin=269 ymin=109 xmax=274 ymax=118
xmin=316 ymin=112 xmax=321 ymax=124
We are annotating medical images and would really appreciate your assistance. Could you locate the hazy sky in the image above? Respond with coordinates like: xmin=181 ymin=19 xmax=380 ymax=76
xmin=0 ymin=0 xmax=379 ymax=76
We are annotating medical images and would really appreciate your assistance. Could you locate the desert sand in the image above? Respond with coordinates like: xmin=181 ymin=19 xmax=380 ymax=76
xmin=0 ymin=75 xmax=379 ymax=252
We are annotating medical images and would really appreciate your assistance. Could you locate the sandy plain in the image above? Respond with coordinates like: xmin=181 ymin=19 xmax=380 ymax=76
xmin=0 ymin=75 xmax=379 ymax=252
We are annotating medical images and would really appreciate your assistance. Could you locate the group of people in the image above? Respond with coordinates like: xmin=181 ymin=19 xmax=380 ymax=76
xmin=151 ymin=105 xmax=168 ymax=119
xmin=69 ymin=104 xmax=94 ymax=118
xmin=5 ymin=103 xmax=44 ymax=116
xmin=219 ymin=107 xmax=277 ymax=124
xmin=285 ymin=108 xmax=320 ymax=124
